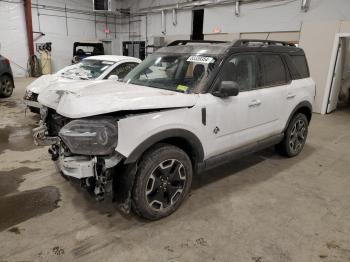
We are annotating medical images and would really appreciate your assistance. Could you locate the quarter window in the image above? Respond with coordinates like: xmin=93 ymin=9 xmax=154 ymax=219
xmin=260 ymin=55 xmax=287 ymax=87
xmin=218 ymin=54 xmax=256 ymax=92
xmin=291 ymin=55 xmax=309 ymax=79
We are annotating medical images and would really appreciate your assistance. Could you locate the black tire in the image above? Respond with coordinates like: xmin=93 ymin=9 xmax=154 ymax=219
xmin=132 ymin=143 xmax=193 ymax=220
xmin=276 ymin=113 xmax=309 ymax=157
xmin=0 ymin=75 xmax=14 ymax=98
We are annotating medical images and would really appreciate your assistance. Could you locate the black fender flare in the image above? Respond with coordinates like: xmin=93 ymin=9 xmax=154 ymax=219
xmin=124 ymin=128 xmax=205 ymax=164
xmin=284 ymin=100 xmax=313 ymax=132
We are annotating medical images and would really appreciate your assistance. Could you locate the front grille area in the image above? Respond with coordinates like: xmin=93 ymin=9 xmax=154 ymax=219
xmin=46 ymin=110 xmax=71 ymax=136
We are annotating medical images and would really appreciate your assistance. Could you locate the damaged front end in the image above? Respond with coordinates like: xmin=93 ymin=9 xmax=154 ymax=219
xmin=33 ymin=108 xmax=133 ymax=209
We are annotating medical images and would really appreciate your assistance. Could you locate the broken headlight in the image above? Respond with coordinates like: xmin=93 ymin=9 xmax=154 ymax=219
xmin=59 ymin=119 xmax=118 ymax=155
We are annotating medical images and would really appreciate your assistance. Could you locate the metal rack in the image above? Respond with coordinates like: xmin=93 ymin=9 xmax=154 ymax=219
xmin=233 ymin=39 xmax=296 ymax=47
xmin=167 ymin=40 xmax=228 ymax=46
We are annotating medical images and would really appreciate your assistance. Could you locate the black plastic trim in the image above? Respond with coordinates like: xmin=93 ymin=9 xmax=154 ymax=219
xmin=201 ymin=107 xmax=206 ymax=126
xmin=167 ymin=40 xmax=228 ymax=46
xmin=234 ymin=39 xmax=296 ymax=47
xmin=202 ymin=133 xmax=284 ymax=171
xmin=124 ymin=129 xmax=205 ymax=164
xmin=284 ymin=101 xmax=313 ymax=131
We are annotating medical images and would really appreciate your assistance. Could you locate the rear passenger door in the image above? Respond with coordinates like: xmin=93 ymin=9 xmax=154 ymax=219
xmin=254 ymin=53 xmax=290 ymax=135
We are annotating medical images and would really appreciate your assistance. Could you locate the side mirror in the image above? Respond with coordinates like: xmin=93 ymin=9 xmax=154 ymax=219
xmin=213 ymin=81 xmax=240 ymax=98
xmin=108 ymin=75 xmax=119 ymax=81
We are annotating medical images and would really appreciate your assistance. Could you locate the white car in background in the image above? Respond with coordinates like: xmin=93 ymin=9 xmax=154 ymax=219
xmin=24 ymin=55 xmax=141 ymax=113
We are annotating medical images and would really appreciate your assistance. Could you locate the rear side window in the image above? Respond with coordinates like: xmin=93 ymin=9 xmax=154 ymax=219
xmin=290 ymin=55 xmax=309 ymax=79
xmin=259 ymin=55 xmax=287 ymax=87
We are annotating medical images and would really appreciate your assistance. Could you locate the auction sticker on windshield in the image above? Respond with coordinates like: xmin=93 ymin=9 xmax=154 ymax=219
xmin=187 ymin=56 xmax=214 ymax=64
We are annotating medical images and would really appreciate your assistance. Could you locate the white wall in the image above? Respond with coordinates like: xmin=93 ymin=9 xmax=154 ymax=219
xmin=0 ymin=1 xmax=29 ymax=77
xmin=204 ymin=0 xmax=350 ymax=34
xmin=299 ymin=20 xmax=341 ymax=113
xmin=121 ymin=0 xmax=350 ymax=41
xmin=0 ymin=0 xmax=123 ymax=76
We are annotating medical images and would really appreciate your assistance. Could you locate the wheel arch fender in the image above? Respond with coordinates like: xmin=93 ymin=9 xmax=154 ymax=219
xmin=284 ymin=101 xmax=313 ymax=132
xmin=1 ymin=72 xmax=14 ymax=83
xmin=124 ymin=128 xmax=205 ymax=166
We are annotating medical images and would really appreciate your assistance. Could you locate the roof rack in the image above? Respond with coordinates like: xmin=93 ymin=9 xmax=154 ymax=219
xmin=233 ymin=39 xmax=296 ymax=47
xmin=167 ymin=40 xmax=228 ymax=46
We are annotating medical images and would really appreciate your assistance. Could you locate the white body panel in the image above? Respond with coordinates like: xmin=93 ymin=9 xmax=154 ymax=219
xmin=284 ymin=78 xmax=316 ymax=120
xmin=39 ymin=77 xmax=315 ymax=161
xmin=200 ymin=85 xmax=286 ymax=158
xmin=38 ymin=81 xmax=199 ymax=119
xmin=116 ymin=106 xmax=207 ymax=158
xmin=113 ymin=80 xmax=315 ymax=160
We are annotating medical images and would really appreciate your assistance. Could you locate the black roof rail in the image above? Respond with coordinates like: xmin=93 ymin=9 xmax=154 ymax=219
xmin=233 ymin=39 xmax=296 ymax=47
xmin=167 ymin=40 xmax=228 ymax=46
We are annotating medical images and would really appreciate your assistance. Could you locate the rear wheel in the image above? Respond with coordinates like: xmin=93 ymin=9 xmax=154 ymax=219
xmin=0 ymin=75 xmax=14 ymax=98
xmin=277 ymin=113 xmax=308 ymax=157
xmin=132 ymin=144 xmax=193 ymax=220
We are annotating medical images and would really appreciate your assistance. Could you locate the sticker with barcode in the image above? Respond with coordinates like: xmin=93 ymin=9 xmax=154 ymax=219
xmin=187 ymin=56 xmax=214 ymax=63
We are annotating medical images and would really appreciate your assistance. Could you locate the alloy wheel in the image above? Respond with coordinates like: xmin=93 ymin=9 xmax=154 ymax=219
xmin=1 ymin=76 xmax=13 ymax=97
xmin=145 ymin=159 xmax=187 ymax=211
xmin=289 ymin=119 xmax=307 ymax=153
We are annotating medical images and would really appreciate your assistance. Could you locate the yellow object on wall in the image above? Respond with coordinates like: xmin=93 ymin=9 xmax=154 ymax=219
xmin=40 ymin=51 xmax=52 ymax=75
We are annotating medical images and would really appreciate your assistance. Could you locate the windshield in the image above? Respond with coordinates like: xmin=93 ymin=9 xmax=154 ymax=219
xmin=124 ymin=53 xmax=218 ymax=93
xmin=60 ymin=59 xmax=115 ymax=80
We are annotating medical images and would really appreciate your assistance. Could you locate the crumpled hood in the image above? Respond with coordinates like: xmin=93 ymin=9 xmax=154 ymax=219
xmin=38 ymin=80 xmax=199 ymax=119
xmin=26 ymin=74 xmax=81 ymax=94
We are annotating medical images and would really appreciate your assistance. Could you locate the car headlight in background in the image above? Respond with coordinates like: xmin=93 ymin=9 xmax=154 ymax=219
xmin=59 ymin=119 xmax=118 ymax=155
xmin=24 ymin=90 xmax=39 ymax=101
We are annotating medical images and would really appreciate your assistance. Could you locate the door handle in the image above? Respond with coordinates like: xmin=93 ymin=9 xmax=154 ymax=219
xmin=287 ymin=93 xmax=296 ymax=99
xmin=248 ymin=99 xmax=261 ymax=107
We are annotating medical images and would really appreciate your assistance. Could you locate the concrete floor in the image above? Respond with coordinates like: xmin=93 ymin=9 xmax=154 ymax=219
xmin=0 ymin=78 xmax=350 ymax=262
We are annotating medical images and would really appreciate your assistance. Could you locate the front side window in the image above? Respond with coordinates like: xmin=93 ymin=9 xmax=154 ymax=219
xmin=259 ymin=54 xmax=287 ymax=87
xmin=124 ymin=53 xmax=218 ymax=93
xmin=106 ymin=62 xmax=139 ymax=79
xmin=216 ymin=54 xmax=257 ymax=92
xmin=60 ymin=59 xmax=115 ymax=80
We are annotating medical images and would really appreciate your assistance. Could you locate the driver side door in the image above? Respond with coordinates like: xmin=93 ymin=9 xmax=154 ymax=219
xmin=206 ymin=53 xmax=260 ymax=157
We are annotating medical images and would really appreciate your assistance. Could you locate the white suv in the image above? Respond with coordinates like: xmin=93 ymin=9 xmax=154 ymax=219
xmin=33 ymin=40 xmax=315 ymax=220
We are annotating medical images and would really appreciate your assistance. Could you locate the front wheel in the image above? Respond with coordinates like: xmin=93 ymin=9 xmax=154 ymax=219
xmin=277 ymin=113 xmax=309 ymax=157
xmin=0 ymin=75 xmax=14 ymax=98
xmin=132 ymin=144 xmax=193 ymax=220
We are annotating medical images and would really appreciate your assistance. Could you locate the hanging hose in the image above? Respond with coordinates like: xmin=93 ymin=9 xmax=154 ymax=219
xmin=27 ymin=54 xmax=41 ymax=77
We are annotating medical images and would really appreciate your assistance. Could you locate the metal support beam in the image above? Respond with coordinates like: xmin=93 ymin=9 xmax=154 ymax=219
xmin=24 ymin=0 xmax=34 ymax=57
